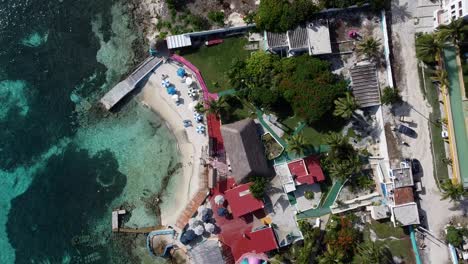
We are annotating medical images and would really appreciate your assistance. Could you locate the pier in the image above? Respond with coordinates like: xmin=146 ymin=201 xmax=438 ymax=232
xmin=112 ymin=209 xmax=164 ymax=234
xmin=100 ymin=56 xmax=163 ymax=110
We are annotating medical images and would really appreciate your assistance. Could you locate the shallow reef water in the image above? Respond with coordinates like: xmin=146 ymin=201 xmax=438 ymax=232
xmin=0 ymin=0 xmax=177 ymax=263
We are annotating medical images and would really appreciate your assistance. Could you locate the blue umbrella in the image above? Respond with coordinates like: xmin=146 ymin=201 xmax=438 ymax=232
xmin=167 ymin=87 xmax=176 ymax=95
xmin=217 ymin=207 xmax=227 ymax=217
xmin=177 ymin=68 xmax=186 ymax=77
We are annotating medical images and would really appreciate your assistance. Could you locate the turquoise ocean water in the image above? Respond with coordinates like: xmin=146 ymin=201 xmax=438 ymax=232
xmin=0 ymin=0 xmax=179 ymax=263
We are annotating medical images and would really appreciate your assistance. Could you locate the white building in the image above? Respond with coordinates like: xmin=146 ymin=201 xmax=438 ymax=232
xmin=434 ymin=0 xmax=468 ymax=28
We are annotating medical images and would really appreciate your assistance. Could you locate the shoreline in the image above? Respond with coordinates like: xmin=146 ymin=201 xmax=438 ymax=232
xmin=137 ymin=64 xmax=207 ymax=227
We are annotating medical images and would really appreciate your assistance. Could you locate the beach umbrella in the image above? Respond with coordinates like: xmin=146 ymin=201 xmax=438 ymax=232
xmin=177 ymin=68 xmax=186 ymax=77
xmin=214 ymin=195 xmax=225 ymax=205
xmin=189 ymin=218 xmax=197 ymax=228
xmin=180 ymin=229 xmax=196 ymax=244
xmin=193 ymin=225 xmax=204 ymax=236
xmin=202 ymin=213 xmax=211 ymax=222
xmin=172 ymin=94 xmax=179 ymax=102
xmin=197 ymin=205 xmax=207 ymax=216
xmin=186 ymin=77 xmax=193 ymax=86
xmin=204 ymin=223 xmax=215 ymax=233
xmin=217 ymin=207 xmax=228 ymax=217
xmin=167 ymin=87 xmax=176 ymax=95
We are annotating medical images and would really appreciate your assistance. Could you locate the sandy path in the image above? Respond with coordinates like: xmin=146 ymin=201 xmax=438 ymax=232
xmin=391 ymin=1 xmax=464 ymax=263
xmin=138 ymin=64 xmax=207 ymax=226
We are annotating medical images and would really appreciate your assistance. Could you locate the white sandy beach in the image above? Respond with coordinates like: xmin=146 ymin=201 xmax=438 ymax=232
xmin=138 ymin=61 xmax=208 ymax=227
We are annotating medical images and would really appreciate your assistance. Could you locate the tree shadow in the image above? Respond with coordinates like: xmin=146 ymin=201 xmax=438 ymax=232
xmin=391 ymin=0 xmax=412 ymax=23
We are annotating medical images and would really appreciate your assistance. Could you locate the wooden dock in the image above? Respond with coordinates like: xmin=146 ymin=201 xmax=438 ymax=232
xmin=112 ymin=209 xmax=164 ymax=234
xmin=100 ymin=56 xmax=163 ymax=110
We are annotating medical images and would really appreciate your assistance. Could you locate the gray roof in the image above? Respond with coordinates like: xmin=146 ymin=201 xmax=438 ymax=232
xmin=266 ymin=32 xmax=288 ymax=48
xmin=392 ymin=203 xmax=420 ymax=226
xmin=288 ymin=26 xmax=308 ymax=50
xmin=391 ymin=167 xmax=414 ymax=188
xmin=221 ymin=119 xmax=271 ymax=183
xmin=350 ymin=63 xmax=381 ymax=108
xmin=189 ymin=240 xmax=224 ymax=264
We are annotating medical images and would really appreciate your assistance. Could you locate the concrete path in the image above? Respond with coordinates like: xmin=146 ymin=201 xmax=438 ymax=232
xmin=391 ymin=1 xmax=463 ymax=263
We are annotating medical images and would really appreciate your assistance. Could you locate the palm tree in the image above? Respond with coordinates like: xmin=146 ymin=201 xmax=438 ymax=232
xmin=329 ymin=154 xmax=362 ymax=181
xmin=206 ymin=97 xmax=228 ymax=117
xmin=194 ymin=102 xmax=206 ymax=113
xmin=440 ymin=180 xmax=467 ymax=203
xmin=325 ymin=132 xmax=347 ymax=148
xmin=318 ymin=245 xmax=345 ymax=264
xmin=356 ymin=242 xmax=392 ymax=264
xmin=286 ymin=133 xmax=307 ymax=156
xmin=431 ymin=69 xmax=449 ymax=94
xmin=416 ymin=33 xmax=444 ymax=64
xmin=436 ymin=18 xmax=468 ymax=46
xmin=333 ymin=92 xmax=358 ymax=119
xmin=356 ymin=37 xmax=381 ymax=60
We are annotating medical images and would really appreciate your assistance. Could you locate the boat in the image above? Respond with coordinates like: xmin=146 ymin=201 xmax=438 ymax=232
xmin=205 ymin=39 xmax=223 ymax=46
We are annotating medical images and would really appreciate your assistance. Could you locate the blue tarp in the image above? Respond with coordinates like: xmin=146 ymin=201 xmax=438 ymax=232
xmin=177 ymin=68 xmax=185 ymax=77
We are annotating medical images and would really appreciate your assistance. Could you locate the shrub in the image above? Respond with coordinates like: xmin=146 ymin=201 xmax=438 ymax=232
xmin=208 ymin=11 xmax=225 ymax=27
xmin=255 ymin=0 xmax=318 ymax=32
xmin=249 ymin=176 xmax=268 ymax=199
xmin=446 ymin=226 xmax=467 ymax=247
xmin=158 ymin=31 xmax=168 ymax=39
xmin=381 ymin=86 xmax=401 ymax=105
xmin=304 ymin=191 xmax=315 ymax=200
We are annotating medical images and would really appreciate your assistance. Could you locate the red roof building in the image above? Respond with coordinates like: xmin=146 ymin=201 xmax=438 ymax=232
xmin=225 ymin=183 xmax=264 ymax=218
xmin=210 ymin=179 xmax=279 ymax=263
xmin=230 ymin=227 xmax=278 ymax=261
xmin=287 ymin=155 xmax=325 ymax=185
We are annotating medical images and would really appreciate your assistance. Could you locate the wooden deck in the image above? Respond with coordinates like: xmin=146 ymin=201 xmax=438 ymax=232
xmin=100 ymin=56 xmax=163 ymax=110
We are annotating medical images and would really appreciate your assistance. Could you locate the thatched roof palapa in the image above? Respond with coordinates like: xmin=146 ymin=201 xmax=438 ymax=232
xmin=221 ymin=119 xmax=271 ymax=183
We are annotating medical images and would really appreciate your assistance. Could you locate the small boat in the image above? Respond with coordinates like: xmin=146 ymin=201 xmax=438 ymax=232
xmin=205 ymin=39 xmax=223 ymax=46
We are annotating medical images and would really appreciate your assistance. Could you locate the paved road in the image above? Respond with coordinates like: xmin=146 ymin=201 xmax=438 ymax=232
xmin=390 ymin=1 xmax=463 ymax=263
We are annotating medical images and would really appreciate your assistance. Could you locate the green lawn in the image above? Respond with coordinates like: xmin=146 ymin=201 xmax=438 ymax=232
xmin=181 ymin=37 xmax=251 ymax=93
xmin=361 ymin=221 xmax=415 ymax=264
xmin=418 ymin=63 xmax=449 ymax=183
xmin=281 ymin=116 xmax=328 ymax=147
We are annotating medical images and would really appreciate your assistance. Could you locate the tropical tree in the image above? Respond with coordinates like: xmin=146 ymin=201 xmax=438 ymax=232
xmin=249 ymin=175 xmax=269 ymax=199
xmin=356 ymin=242 xmax=392 ymax=264
xmin=381 ymin=86 xmax=401 ymax=105
xmin=318 ymin=245 xmax=345 ymax=264
xmin=333 ymin=92 xmax=358 ymax=119
xmin=356 ymin=37 xmax=381 ymax=60
xmin=436 ymin=18 xmax=468 ymax=46
xmin=194 ymin=102 xmax=206 ymax=113
xmin=286 ymin=133 xmax=308 ymax=155
xmin=329 ymin=154 xmax=362 ymax=181
xmin=440 ymin=180 xmax=467 ymax=202
xmin=431 ymin=69 xmax=449 ymax=94
xmin=206 ymin=97 xmax=228 ymax=117
xmin=416 ymin=33 xmax=444 ymax=65
xmin=324 ymin=132 xmax=347 ymax=149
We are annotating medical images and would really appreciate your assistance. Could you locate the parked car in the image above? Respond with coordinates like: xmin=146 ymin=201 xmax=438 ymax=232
xmin=404 ymin=158 xmax=422 ymax=176
xmin=397 ymin=124 xmax=417 ymax=138
xmin=411 ymin=159 xmax=421 ymax=175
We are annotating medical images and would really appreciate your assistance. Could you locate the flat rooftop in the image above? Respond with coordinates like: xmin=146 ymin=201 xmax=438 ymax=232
xmin=391 ymin=167 xmax=414 ymax=188
xmin=392 ymin=203 xmax=420 ymax=226
xmin=307 ymin=20 xmax=332 ymax=55
xmin=394 ymin=186 xmax=414 ymax=205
